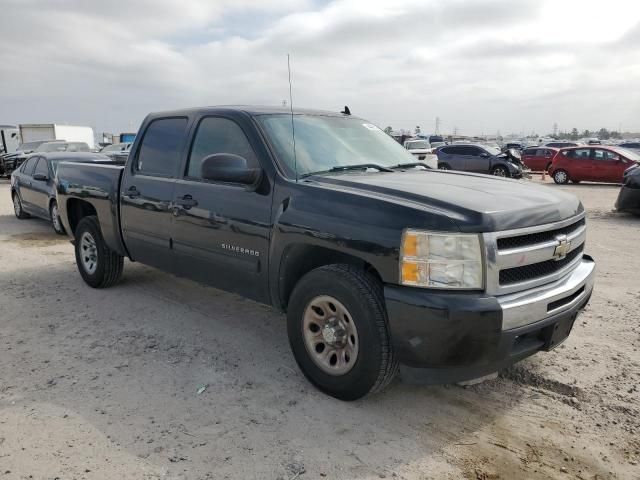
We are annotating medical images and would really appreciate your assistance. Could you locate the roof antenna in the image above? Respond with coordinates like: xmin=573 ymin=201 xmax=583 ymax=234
xmin=287 ymin=54 xmax=298 ymax=183
xmin=341 ymin=106 xmax=351 ymax=115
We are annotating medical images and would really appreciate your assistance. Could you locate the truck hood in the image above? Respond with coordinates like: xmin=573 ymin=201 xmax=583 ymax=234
xmin=308 ymin=169 xmax=583 ymax=232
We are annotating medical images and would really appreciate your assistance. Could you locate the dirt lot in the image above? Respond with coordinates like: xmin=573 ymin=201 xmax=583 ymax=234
xmin=0 ymin=177 xmax=638 ymax=480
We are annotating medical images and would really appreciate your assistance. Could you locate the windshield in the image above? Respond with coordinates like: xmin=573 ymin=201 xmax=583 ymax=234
xmin=257 ymin=115 xmax=417 ymax=177
xmin=485 ymin=146 xmax=502 ymax=156
xmin=406 ymin=141 xmax=429 ymax=149
xmin=614 ymin=147 xmax=640 ymax=162
xmin=37 ymin=142 xmax=68 ymax=152
xmin=17 ymin=141 xmax=45 ymax=152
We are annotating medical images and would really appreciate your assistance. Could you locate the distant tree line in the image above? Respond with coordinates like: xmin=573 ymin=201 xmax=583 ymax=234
xmin=549 ymin=128 xmax=622 ymax=141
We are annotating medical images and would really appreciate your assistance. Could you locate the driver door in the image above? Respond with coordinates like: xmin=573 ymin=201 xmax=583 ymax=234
xmin=464 ymin=146 xmax=490 ymax=173
xmin=171 ymin=116 xmax=272 ymax=303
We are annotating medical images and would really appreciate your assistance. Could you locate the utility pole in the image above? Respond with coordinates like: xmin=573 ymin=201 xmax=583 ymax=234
xmin=553 ymin=122 xmax=558 ymax=137
xmin=435 ymin=117 xmax=441 ymax=135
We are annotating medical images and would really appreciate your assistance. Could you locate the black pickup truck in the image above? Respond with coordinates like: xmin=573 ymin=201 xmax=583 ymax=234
xmin=55 ymin=106 xmax=595 ymax=400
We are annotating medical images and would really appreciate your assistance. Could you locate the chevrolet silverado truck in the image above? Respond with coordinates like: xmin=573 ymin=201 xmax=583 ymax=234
xmin=55 ymin=106 xmax=595 ymax=400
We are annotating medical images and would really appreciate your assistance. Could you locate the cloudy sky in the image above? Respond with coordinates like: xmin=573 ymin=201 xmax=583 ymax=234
xmin=1 ymin=0 xmax=639 ymax=136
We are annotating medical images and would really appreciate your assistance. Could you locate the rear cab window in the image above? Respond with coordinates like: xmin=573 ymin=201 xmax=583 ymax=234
xmin=135 ymin=117 xmax=189 ymax=177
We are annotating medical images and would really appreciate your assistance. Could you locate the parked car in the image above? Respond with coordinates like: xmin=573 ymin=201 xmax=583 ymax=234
xmin=100 ymin=142 xmax=131 ymax=156
xmin=54 ymin=106 xmax=594 ymax=400
xmin=436 ymin=143 xmax=526 ymax=177
xmin=615 ymin=164 xmax=640 ymax=214
xmin=36 ymin=141 xmax=90 ymax=153
xmin=521 ymin=146 xmax=559 ymax=171
xmin=403 ymin=139 xmax=438 ymax=169
xmin=544 ymin=141 xmax=580 ymax=148
xmin=617 ymin=142 xmax=640 ymax=154
xmin=10 ymin=152 xmax=111 ymax=234
xmin=502 ymin=142 xmax=525 ymax=152
xmin=548 ymin=146 xmax=640 ymax=184
xmin=0 ymin=140 xmax=62 ymax=177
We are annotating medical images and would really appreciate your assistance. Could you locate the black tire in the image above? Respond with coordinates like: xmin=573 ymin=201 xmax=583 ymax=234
xmin=553 ymin=169 xmax=569 ymax=184
xmin=491 ymin=165 xmax=509 ymax=177
xmin=74 ymin=216 xmax=124 ymax=288
xmin=12 ymin=191 xmax=30 ymax=219
xmin=438 ymin=163 xmax=451 ymax=170
xmin=287 ymin=264 xmax=398 ymax=401
xmin=50 ymin=200 xmax=65 ymax=235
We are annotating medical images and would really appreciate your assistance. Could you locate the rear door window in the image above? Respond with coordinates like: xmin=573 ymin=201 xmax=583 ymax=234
xmin=21 ymin=156 xmax=38 ymax=175
xmin=571 ymin=148 xmax=591 ymax=160
xmin=523 ymin=148 xmax=537 ymax=156
xmin=136 ymin=117 xmax=188 ymax=177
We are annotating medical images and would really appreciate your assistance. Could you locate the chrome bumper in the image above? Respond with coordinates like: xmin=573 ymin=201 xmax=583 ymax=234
xmin=498 ymin=256 xmax=595 ymax=330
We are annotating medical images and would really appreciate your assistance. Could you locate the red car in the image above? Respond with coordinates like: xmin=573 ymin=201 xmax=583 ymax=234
xmin=521 ymin=146 xmax=558 ymax=171
xmin=548 ymin=146 xmax=640 ymax=184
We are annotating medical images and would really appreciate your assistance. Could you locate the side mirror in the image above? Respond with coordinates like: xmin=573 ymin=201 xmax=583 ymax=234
xmin=33 ymin=173 xmax=48 ymax=181
xmin=479 ymin=152 xmax=489 ymax=158
xmin=201 ymin=153 xmax=260 ymax=185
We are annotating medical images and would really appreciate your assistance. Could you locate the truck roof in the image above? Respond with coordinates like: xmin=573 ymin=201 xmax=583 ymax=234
xmin=145 ymin=105 xmax=357 ymax=119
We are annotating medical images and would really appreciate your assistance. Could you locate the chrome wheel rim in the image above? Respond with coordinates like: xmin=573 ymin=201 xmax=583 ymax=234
xmin=51 ymin=204 xmax=61 ymax=231
xmin=79 ymin=231 xmax=98 ymax=275
xmin=493 ymin=168 xmax=506 ymax=177
xmin=302 ymin=295 xmax=359 ymax=376
xmin=555 ymin=171 xmax=567 ymax=183
xmin=13 ymin=195 xmax=21 ymax=216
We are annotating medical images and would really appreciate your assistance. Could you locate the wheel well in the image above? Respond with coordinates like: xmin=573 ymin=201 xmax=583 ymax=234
xmin=66 ymin=199 xmax=97 ymax=235
xmin=278 ymin=244 xmax=383 ymax=311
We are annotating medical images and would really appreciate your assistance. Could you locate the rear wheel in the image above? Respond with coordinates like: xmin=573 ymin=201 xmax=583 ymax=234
xmin=74 ymin=216 xmax=124 ymax=288
xmin=553 ymin=169 xmax=569 ymax=184
xmin=438 ymin=163 xmax=451 ymax=170
xmin=50 ymin=201 xmax=65 ymax=235
xmin=491 ymin=165 xmax=509 ymax=177
xmin=12 ymin=192 xmax=29 ymax=219
xmin=287 ymin=264 xmax=398 ymax=400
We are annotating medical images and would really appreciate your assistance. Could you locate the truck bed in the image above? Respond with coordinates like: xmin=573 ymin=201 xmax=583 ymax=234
xmin=55 ymin=161 xmax=127 ymax=255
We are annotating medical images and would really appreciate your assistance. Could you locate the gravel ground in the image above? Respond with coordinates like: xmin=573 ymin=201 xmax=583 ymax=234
xmin=0 ymin=177 xmax=638 ymax=480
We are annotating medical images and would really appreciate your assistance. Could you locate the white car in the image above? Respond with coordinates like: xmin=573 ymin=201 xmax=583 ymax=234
xmin=403 ymin=139 xmax=438 ymax=169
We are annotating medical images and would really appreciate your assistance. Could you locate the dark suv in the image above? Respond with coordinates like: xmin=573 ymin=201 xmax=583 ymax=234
xmin=436 ymin=144 xmax=525 ymax=178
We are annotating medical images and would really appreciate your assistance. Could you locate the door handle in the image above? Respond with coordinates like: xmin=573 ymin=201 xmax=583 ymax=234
xmin=176 ymin=195 xmax=198 ymax=209
xmin=126 ymin=186 xmax=140 ymax=198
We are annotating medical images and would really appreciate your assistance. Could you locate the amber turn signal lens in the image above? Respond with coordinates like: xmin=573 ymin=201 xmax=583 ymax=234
xmin=401 ymin=262 xmax=419 ymax=283
xmin=403 ymin=232 xmax=418 ymax=257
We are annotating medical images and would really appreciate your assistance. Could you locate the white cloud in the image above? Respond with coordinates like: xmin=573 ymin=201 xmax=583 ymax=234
xmin=0 ymin=0 xmax=639 ymax=135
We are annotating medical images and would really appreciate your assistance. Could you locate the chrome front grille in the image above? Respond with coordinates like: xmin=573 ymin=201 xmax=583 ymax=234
xmin=483 ymin=214 xmax=587 ymax=295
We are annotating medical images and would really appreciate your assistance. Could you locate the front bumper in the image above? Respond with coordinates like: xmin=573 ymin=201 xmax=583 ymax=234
xmin=384 ymin=255 xmax=595 ymax=384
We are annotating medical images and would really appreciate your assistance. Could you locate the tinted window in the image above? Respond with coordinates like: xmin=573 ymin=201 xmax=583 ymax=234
xmin=34 ymin=158 xmax=49 ymax=177
xmin=440 ymin=146 xmax=454 ymax=154
xmin=186 ymin=117 xmax=258 ymax=178
xmin=571 ymin=148 xmax=591 ymax=159
xmin=67 ymin=142 xmax=89 ymax=152
xmin=594 ymin=149 xmax=619 ymax=161
xmin=136 ymin=117 xmax=188 ymax=177
xmin=523 ymin=148 xmax=537 ymax=156
xmin=620 ymin=143 xmax=640 ymax=149
xmin=21 ymin=156 xmax=38 ymax=175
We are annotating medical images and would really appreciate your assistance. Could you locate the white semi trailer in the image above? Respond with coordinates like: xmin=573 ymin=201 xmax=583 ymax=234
xmin=18 ymin=124 xmax=95 ymax=149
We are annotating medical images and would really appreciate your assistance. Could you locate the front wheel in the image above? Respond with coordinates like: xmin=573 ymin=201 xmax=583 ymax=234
xmin=74 ymin=216 xmax=124 ymax=288
xmin=553 ymin=169 xmax=569 ymax=184
xmin=491 ymin=165 xmax=509 ymax=177
xmin=287 ymin=264 xmax=398 ymax=401
xmin=438 ymin=163 xmax=451 ymax=170
xmin=50 ymin=201 xmax=65 ymax=235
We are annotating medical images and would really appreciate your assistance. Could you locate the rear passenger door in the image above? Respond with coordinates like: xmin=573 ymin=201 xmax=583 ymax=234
xmin=171 ymin=116 xmax=272 ymax=303
xmin=15 ymin=156 xmax=39 ymax=211
xmin=120 ymin=117 xmax=189 ymax=271
xmin=569 ymin=148 xmax=595 ymax=181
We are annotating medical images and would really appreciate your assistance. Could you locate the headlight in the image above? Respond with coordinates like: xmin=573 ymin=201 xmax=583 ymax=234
xmin=400 ymin=230 xmax=484 ymax=289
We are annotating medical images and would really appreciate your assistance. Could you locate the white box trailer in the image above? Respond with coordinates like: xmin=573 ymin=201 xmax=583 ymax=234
xmin=0 ymin=125 xmax=19 ymax=154
xmin=18 ymin=124 xmax=95 ymax=149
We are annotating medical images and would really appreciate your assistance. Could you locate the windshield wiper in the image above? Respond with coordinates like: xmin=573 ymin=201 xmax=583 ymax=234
xmin=391 ymin=162 xmax=430 ymax=169
xmin=301 ymin=163 xmax=394 ymax=178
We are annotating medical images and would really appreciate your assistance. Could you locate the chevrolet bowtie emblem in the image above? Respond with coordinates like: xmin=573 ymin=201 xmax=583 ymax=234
xmin=553 ymin=234 xmax=572 ymax=261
